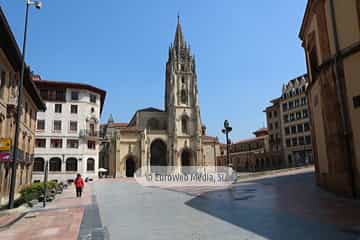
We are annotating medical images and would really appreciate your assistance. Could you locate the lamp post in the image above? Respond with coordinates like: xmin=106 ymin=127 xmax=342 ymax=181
xmin=42 ymin=160 xmax=48 ymax=207
xmin=8 ymin=0 xmax=42 ymax=209
xmin=221 ymin=120 xmax=232 ymax=168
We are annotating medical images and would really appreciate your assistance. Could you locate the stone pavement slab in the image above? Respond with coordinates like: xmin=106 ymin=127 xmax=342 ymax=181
xmin=94 ymin=170 xmax=360 ymax=240
xmin=0 ymin=183 xmax=93 ymax=240
xmin=0 ymin=208 xmax=84 ymax=240
xmin=0 ymin=212 xmax=23 ymax=228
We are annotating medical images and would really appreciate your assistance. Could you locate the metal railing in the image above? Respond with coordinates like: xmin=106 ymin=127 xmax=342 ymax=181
xmin=79 ymin=129 xmax=100 ymax=138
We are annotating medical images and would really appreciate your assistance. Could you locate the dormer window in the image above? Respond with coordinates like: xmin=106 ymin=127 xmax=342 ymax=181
xmin=71 ymin=91 xmax=79 ymax=100
xmin=90 ymin=94 xmax=97 ymax=103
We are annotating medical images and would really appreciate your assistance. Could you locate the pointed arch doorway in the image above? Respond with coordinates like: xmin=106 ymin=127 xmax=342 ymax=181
xmin=150 ymin=139 xmax=167 ymax=173
xmin=150 ymin=139 xmax=167 ymax=166
xmin=125 ymin=156 xmax=136 ymax=177
xmin=181 ymin=148 xmax=193 ymax=174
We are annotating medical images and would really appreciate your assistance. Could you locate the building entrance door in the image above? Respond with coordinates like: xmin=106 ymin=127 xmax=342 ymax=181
xmin=126 ymin=157 xmax=135 ymax=177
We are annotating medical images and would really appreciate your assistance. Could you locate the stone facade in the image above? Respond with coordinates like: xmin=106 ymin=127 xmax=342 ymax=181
xmin=100 ymin=18 xmax=220 ymax=177
xmin=299 ymin=0 xmax=360 ymax=197
xmin=279 ymin=75 xmax=313 ymax=167
xmin=217 ymin=128 xmax=282 ymax=172
xmin=264 ymin=97 xmax=284 ymax=167
xmin=264 ymin=75 xmax=313 ymax=169
xmin=0 ymin=7 xmax=46 ymax=205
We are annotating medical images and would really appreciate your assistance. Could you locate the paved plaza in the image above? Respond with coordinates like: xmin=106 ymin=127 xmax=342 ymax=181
xmin=93 ymin=169 xmax=360 ymax=240
xmin=0 ymin=168 xmax=359 ymax=240
xmin=0 ymin=184 xmax=91 ymax=240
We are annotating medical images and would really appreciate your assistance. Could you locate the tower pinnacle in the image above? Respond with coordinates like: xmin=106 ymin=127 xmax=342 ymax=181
xmin=174 ymin=15 xmax=185 ymax=50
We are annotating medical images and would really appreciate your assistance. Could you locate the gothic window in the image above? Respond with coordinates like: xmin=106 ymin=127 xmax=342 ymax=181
xmin=180 ymin=89 xmax=187 ymax=104
xmin=181 ymin=115 xmax=189 ymax=134
xmin=147 ymin=118 xmax=160 ymax=130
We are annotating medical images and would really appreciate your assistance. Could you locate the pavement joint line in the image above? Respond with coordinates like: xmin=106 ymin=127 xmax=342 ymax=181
xmin=0 ymin=212 xmax=28 ymax=231
xmin=28 ymin=204 xmax=90 ymax=213
xmin=0 ymin=201 xmax=91 ymax=231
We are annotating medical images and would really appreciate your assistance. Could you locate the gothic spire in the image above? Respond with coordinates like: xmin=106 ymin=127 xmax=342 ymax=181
xmin=174 ymin=15 xmax=185 ymax=49
xmin=108 ymin=114 xmax=114 ymax=124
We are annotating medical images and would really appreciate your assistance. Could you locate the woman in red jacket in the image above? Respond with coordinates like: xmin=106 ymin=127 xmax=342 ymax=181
xmin=74 ymin=173 xmax=84 ymax=197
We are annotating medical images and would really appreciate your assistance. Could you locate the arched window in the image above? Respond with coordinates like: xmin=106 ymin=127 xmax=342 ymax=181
xmin=87 ymin=158 xmax=95 ymax=171
xmin=180 ymin=89 xmax=187 ymax=104
xmin=49 ymin=157 xmax=61 ymax=172
xmin=66 ymin=158 xmax=78 ymax=171
xmin=33 ymin=158 xmax=45 ymax=172
xmin=181 ymin=115 xmax=189 ymax=134
xmin=147 ymin=118 xmax=160 ymax=130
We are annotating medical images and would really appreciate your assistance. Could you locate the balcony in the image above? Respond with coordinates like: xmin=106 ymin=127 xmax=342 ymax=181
xmin=79 ymin=129 xmax=100 ymax=139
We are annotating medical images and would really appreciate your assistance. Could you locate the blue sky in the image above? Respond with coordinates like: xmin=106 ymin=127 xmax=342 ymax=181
xmin=1 ymin=0 xmax=307 ymax=142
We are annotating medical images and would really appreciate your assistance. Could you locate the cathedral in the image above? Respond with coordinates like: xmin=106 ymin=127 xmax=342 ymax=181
xmin=100 ymin=17 xmax=220 ymax=177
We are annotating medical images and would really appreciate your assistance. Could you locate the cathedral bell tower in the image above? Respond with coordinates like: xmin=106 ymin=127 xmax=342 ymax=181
xmin=165 ymin=16 xmax=203 ymax=168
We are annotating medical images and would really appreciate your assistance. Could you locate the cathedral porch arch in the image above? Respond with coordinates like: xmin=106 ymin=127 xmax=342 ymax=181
xmin=180 ymin=147 xmax=195 ymax=166
xmin=150 ymin=138 xmax=168 ymax=168
xmin=123 ymin=154 xmax=137 ymax=177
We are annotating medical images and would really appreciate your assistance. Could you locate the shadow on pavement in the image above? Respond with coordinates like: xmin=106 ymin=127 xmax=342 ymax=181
xmin=184 ymin=172 xmax=360 ymax=240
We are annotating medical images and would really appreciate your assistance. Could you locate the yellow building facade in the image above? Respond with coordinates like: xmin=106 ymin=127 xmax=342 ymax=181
xmin=0 ymin=7 xmax=46 ymax=205
xmin=299 ymin=0 xmax=360 ymax=197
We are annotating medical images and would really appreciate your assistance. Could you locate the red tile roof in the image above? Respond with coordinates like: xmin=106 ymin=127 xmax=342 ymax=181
xmin=120 ymin=127 xmax=142 ymax=133
xmin=110 ymin=122 xmax=128 ymax=127
xmin=233 ymin=136 xmax=266 ymax=145
xmin=202 ymin=135 xmax=218 ymax=142
xmin=255 ymin=127 xmax=268 ymax=132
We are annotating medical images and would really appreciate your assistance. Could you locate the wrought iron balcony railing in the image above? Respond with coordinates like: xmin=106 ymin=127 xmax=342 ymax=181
xmin=79 ymin=129 xmax=100 ymax=138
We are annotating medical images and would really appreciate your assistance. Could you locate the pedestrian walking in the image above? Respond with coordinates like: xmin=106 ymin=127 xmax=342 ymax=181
xmin=74 ymin=173 xmax=84 ymax=197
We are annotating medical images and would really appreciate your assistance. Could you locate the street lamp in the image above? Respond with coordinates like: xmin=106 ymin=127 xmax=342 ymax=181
xmin=221 ymin=120 xmax=232 ymax=168
xmin=8 ymin=0 xmax=42 ymax=209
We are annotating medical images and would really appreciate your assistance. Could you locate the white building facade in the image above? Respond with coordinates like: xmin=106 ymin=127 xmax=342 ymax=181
xmin=32 ymin=78 xmax=106 ymax=183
